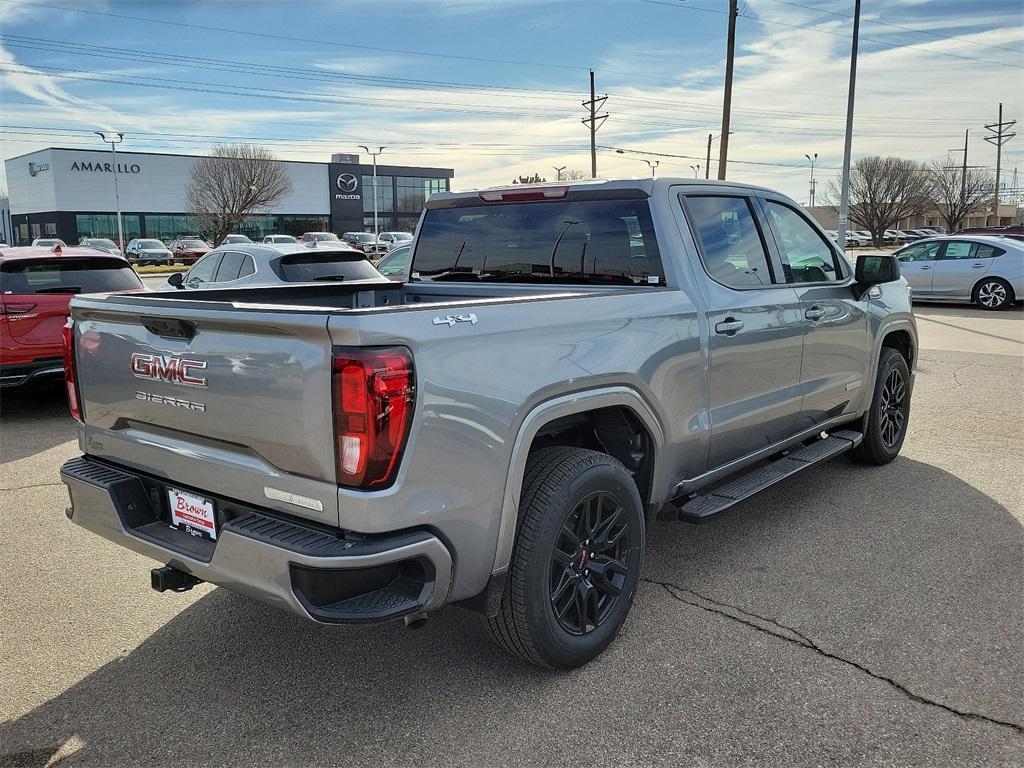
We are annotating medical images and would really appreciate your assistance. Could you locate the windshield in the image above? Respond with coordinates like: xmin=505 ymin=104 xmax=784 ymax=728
xmin=1 ymin=257 xmax=143 ymax=294
xmin=84 ymin=239 xmax=118 ymax=248
xmin=270 ymin=235 xmax=297 ymax=243
xmin=34 ymin=239 xmax=64 ymax=247
xmin=139 ymin=240 xmax=165 ymax=249
xmin=225 ymin=235 xmax=251 ymax=243
xmin=275 ymin=251 xmax=382 ymax=282
xmin=181 ymin=240 xmax=207 ymax=248
xmin=413 ymin=198 xmax=664 ymax=285
xmin=349 ymin=233 xmax=376 ymax=242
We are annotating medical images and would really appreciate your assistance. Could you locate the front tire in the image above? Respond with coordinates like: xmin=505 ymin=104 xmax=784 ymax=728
xmin=974 ymin=278 xmax=1013 ymax=310
xmin=486 ymin=446 xmax=645 ymax=669
xmin=850 ymin=348 xmax=911 ymax=465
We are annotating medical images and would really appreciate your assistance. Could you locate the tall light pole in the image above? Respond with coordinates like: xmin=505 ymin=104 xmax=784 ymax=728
xmin=836 ymin=0 xmax=861 ymax=255
xmin=359 ymin=145 xmax=386 ymax=237
xmin=95 ymin=131 xmax=125 ymax=252
xmin=689 ymin=164 xmax=701 ymax=178
xmin=553 ymin=165 xmax=566 ymax=181
xmin=804 ymin=152 xmax=818 ymax=207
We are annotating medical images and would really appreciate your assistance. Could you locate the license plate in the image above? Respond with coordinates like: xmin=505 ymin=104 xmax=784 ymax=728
xmin=168 ymin=487 xmax=217 ymax=540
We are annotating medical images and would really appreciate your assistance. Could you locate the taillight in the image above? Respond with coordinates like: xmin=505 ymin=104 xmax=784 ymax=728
xmin=332 ymin=347 xmax=415 ymax=489
xmin=62 ymin=320 xmax=82 ymax=422
xmin=479 ymin=186 xmax=569 ymax=202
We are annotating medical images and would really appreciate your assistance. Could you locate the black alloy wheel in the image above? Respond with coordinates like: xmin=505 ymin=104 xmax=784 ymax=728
xmin=549 ymin=491 xmax=631 ymax=636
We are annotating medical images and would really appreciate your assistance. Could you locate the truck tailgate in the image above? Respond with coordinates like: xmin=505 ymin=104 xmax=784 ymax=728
xmin=70 ymin=295 xmax=340 ymax=526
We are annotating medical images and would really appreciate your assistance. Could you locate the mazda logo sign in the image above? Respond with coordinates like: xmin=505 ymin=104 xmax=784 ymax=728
xmin=336 ymin=173 xmax=358 ymax=192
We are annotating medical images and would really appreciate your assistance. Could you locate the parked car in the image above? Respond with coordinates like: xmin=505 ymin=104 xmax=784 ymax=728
xmin=374 ymin=243 xmax=412 ymax=281
xmin=61 ymin=177 xmax=915 ymax=669
xmin=159 ymin=242 xmax=381 ymax=291
xmin=168 ymin=237 xmax=211 ymax=265
xmin=895 ymin=235 xmax=1023 ymax=310
xmin=378 ymin=231 xmax=413 ymax=250
xmin=917 ymin=226 xmax=945 ymax=235
xmin=825 ymin=230 xmax=869 ymax=248
xmin=78 ymin=238 xmax=121 ymax=254
xmin=30 ymin=238 xmax=67 ymax=249
xmin=1 ymin=246 xmax=143 ymax=388
xmin=343 ymin=232 xmax=389 ymax=257
xmin=954 ymin=225 xmax=1024 ymax=242
xmin=262 ymin=234 xmax=298 ymax=246
xmin=896 ymin=230 xmax=924 ymax=244
xmin=125 ymin=238 xmax=174 ymax=266
xmin=301 ymin=232 xmax=341 ymax=243
xmin=222 ymin=234 xmax=252 ymax=245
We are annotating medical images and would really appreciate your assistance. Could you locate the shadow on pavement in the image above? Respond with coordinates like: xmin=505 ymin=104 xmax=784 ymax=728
xmin=0 ymin=386 xmax=76 ymax=464
xmin=2 ymin=456 xmax=1021 ymax=766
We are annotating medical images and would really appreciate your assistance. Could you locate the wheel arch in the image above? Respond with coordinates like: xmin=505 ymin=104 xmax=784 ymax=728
xmin=489 ymin=386 xmax=665 ymax=575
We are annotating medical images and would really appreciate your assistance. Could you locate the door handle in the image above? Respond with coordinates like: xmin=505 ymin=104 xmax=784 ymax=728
xmin=804 ymin=307 xmax=826 ymax=321
xmin=715 ymin=319 xmax=744 ymax=335
xmin=971 ymin=263 xmax=985 ymax=268
xmin=920 ymin=265 xmax=932 ymax=270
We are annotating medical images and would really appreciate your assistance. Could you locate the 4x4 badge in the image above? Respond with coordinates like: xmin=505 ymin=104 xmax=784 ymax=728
xmin=432 ymin=313 xmax=478 ymax=327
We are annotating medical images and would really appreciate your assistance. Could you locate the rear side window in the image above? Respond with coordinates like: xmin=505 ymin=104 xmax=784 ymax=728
xmin=0 ymin=258 xmax=142 ymax=294
xmin=763 ymin=201 xmax=844 ymax=284
xmin=214 ymin=251 xmax=247 ymax=282
xmin=684 ymin=195 xmax=772 ymax=288
xmin=944 ymin=241 xmax=1003 ymax=259
xmin=275 ymin=251 xmax=381 ymax=282
xmin=414 ymin=198 xmax=664 ymax=285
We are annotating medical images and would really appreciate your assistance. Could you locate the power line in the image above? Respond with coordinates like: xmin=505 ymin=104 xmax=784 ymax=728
xmin=645 ymin=0 xmax=1022 ymax=70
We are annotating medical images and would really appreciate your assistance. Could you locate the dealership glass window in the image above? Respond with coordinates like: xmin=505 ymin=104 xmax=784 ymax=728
xmin=76 ymin=214 xmax=141 ymax=242
xmin=396 ymin=176 xmax=449 ymax=214
xmin=362 ymin=175 xmax=394 ymax=213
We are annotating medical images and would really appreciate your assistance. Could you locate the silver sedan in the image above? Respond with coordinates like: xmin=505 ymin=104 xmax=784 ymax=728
xmin=158 ymin=242 xmax=387 ymax=290
xmin=894 ymin=235 xmax=1024 ymax=310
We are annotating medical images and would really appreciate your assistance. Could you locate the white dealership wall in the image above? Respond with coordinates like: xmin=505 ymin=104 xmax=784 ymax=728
xmin=5 ymin=148 xmax=330 ymax=216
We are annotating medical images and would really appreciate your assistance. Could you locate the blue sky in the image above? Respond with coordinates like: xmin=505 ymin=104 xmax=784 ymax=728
xmin=1 ymin=0 xmax=1022 ymax=201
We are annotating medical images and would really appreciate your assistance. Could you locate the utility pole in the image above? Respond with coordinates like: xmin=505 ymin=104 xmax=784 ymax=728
xmin=837 ymin=0 xmax=861 ymax=255
xmin=553 ymin=166 xmax=566 ymax=181
xmin=359 ymin=145 xmax=386 ymax=237
xmin=984 ymin=102 xmax=1016 ymax=226
xmin=717 ymin=0 xmax=738 ymax=180
xmin=706 ymin=133 xmax=712 ymax=179
xmin=582 ymin=70 xmax=608 ymax=179
xmin=805 ymin=153 xmax=817 ymax=207
xmin=95 ymin=131 xmax=125 ymax=253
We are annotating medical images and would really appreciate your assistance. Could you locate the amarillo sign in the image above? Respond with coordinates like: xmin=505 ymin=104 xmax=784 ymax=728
xmin=71 ymin=161 xmax=142 ymax=174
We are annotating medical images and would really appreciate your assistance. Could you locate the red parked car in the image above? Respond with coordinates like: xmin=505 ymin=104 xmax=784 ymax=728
xmin=1 ymin=246 xmax=143 ymax=389
xmin=168 ymin=237 xmax=211 ymax=265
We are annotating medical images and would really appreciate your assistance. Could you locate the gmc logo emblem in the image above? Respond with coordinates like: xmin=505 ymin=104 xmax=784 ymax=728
xmin=130 ymin=353 xmax=208 ymax=387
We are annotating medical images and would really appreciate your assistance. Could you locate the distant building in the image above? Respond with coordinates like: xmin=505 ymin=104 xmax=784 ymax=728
xmin=805 ymin=203 xmax=1017 ymax=231
xmin=4 ymin=147 xmax=453 ymax=246
xmin=0 ymin=196 xmax=11 ymax=245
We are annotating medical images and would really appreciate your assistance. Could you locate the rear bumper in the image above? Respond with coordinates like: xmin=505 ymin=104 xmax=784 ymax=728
xmin=0 ymin=356 xmax=64 ymax=388
xmin=60 ymin=456 xmax=453 ymax=623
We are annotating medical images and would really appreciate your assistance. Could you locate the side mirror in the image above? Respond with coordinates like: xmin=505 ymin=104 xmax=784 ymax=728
xmin=854 ymin=254 xmax=900 ymax=298
xmin=167 ymin=272 xmax=184 ymax=289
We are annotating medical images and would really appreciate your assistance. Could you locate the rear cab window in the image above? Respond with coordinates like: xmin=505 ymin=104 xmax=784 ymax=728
xmin=413 ymin=197 xmax=664 ymax=285
xmin=275 ymin=251 xmax=381 ymax=282
xmin=0 ymin=257 xmax=143 ymax=294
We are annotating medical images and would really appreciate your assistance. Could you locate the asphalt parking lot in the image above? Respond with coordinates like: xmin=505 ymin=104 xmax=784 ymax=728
xmin=1 ymin=304 xmax=1021 ymax=767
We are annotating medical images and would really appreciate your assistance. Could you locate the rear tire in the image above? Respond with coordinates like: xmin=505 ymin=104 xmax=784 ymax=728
xmin=485 ymin=446 xmax=645 ymax=669
xmin=973 ymin=278 xmax=1013 ymax=310
xmin=850 ymin=348 xmax=911 ymax=465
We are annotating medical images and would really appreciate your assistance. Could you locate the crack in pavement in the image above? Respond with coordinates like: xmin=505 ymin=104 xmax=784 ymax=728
xmin=641 ymin=578 xmax=1024 ymax=736
xmin=0 ymin=481 xmax=63 ymax=492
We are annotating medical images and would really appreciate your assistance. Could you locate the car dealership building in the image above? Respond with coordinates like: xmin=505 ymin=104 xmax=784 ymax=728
xmin=4 ymin=148 xmax=453 ymax=246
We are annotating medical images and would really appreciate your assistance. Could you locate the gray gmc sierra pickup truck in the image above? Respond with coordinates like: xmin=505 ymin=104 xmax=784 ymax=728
xmin=60 ymin=178 xmax=916 ymax=669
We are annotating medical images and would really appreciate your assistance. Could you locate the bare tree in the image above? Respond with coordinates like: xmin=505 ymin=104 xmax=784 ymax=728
xmin=928 ymin=158 xmax=994 ymax=233
xmin=186 ymin=144 xmax=293 ymax=246
xmin=512 ymin=173 xmax=547 ymax=184
xmin=826 ymin=156 xmax=931 ymax=246
xmin=561 ymin=168 xmax=587 ymax=180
